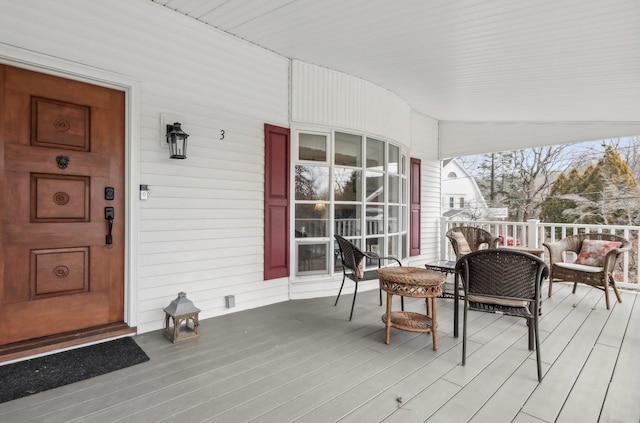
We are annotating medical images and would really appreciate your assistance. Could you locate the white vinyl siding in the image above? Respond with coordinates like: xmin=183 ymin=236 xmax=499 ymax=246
xmin=291 ymin=60 xmax=412 ymax=145
xmin=409 ymin=111 xmax=441 ymax=264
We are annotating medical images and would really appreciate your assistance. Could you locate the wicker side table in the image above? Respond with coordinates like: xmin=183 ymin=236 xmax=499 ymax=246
xmin=377 ymin=267 xmax=445 ymax=350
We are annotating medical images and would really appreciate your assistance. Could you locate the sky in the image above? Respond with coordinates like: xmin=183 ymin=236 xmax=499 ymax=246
xmin=459 ymin=136 xmax=639 ymax=178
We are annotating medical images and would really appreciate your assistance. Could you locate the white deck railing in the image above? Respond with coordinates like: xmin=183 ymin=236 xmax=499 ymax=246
xmin=441 ymin=218 xmax=639 ymax=288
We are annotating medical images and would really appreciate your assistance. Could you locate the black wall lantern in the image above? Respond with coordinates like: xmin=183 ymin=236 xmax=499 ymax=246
xmin=166 ymin=122 xmax=189 ymax=159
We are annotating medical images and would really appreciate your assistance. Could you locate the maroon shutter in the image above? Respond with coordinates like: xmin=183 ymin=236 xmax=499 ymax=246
xmin=410 ymin=157 xmax=421 ymax=256
xmin=264 ymin=124 xmax=290 ymax=280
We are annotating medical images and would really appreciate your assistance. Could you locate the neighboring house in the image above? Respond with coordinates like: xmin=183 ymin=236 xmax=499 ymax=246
xmin=441 ymin=159 xmax=488 ymax=219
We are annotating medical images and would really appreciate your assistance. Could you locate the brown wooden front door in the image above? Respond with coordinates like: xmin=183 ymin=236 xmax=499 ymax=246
xmin=0 ymin=65 xmax=126 ymax=345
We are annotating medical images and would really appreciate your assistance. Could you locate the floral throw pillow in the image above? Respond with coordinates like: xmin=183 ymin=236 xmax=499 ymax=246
xmin=575 ymin=240 xmax=622 ymax=267
xmin=451 ymin=231 xmax=471 ymax=255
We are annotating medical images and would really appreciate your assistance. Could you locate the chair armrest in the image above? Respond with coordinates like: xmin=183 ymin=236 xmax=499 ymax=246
xmin=602 ymin=244 xmax=631 ymax=273
xmin=543 ymin=239 xmax=572 ymax=266
xmin=362 ymin=250 xmax=402 ymax=267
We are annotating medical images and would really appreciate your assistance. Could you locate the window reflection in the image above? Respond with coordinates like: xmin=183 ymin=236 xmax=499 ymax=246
xmin=365 ymin=171 xmax=384 ymax=202
xmin=294 ymin=130 xmax=408 ymax=277
xmin=388 ymin=206 xmax=399 ymax=233
xmin=335 ymin=132 xmax=362 ymax=166
xmin=388 ymin=174 xmax=400 ymax=203
xmin=334 ymin=168 xmax=361 ymax=202
xmin=334 ymin=204 xmax=361 ymax=237
xmin=295 ymin=165 xmax=329 ymax=201
xmin=299 ymin=133 xmax=327 ymax=161
xmin=366 ymin=205 xmax=384 ymax=235
xmin=295 ymin=204 xmax=328 ymax=238
xmin=389 ymin=145 xmax=399 ymax=174
xmin=388 ymin=235 xmax=400 ymax=258
xmin=366 ymin=137 xmax=385 ymax=170
xmin=365 ymin=237 xmax=383 ymax=265
xmin=298 ymin=243 xmax=328 ymax=272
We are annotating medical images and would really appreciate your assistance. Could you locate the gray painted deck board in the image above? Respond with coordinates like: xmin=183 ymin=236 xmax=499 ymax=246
xmin=0 ymin=282 xmax=638 ymax=423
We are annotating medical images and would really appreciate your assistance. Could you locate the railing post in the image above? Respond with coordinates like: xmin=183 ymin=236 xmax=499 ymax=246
xmin=527 ymin=219 xmax=540 ymax=247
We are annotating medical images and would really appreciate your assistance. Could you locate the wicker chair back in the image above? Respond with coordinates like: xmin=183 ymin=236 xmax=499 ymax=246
xmin=446 ymin=226 xmax=500 ymax=260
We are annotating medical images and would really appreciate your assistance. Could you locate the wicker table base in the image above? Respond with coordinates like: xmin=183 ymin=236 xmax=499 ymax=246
xmin=377 ymin=267 xmax=445 ymax=350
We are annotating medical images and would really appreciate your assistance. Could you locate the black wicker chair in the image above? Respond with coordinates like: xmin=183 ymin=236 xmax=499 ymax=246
xmin=455 ymin=249 xmax=549 ymax=381
xmin=334 ymin=235 xmax=402 ymax=321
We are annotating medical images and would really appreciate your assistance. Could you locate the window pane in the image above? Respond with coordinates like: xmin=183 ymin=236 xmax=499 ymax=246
xmin=335 ymin=132 xmax=362 ymax=166
xmin=295 ymin=165 xmax=329 ymax=201
xmin=389 ymin=145 xmax=399 ymax=174
xmin=366 ymin=137 xmax=385 ymax=170
xmin=299 ymin=133 xmax=327 ymax=161
xmin=402 ymin=178 xmax=407 ymax=204
xmin=366 ymin=171 xmax=384 ymax=202
xmin=388 ymin=205 xmax=399 ymax=233
xmin=388 ymin=234 xmax=400 ymax=258
xmin=334 ymin=168 xmax=362 ymax=202
xmin=295 ymin=204 xmax=327 ymax=238
xmin=366 ymin=206 xmax=384 ymax=235
xmin=388 ymin=174 xmax=400 ymax=203
xmin=334 ymin=204 xmax=361 ymax=237
xmin=402 ymin=233 xmax=407 ymax=258
xmin=297 ymin=243 xmax=328 ymax=273
xmin=401 ymin=205 xmax=407 ymax=231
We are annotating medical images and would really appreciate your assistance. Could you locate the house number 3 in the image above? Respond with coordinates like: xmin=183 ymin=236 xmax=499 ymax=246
xmin=220 ymin=130 xmax=225 ymax=140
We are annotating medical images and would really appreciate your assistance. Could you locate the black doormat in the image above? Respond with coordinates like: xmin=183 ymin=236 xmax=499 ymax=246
xmin=0 ymin=337 xmax=149 ymax=403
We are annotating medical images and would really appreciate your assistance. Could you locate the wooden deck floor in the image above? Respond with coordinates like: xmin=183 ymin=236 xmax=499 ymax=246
xmin=1 ymin=280 xmax=639 ymax=423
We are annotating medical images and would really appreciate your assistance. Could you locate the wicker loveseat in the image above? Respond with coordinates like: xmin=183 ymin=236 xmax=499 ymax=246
xmin=543 ymin=233 xmax=631 ymax=309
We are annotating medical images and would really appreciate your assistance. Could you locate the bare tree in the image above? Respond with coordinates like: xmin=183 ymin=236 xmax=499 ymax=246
xmin=465 ymin=145 xmax=569 ymax=221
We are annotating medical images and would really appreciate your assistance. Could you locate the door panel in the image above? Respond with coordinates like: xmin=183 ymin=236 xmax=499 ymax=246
xmin=0 ymin=65 xmax=125 ymax=345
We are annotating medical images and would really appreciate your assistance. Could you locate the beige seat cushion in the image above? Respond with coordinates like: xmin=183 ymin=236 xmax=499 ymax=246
xmin=467 ymin=294 xmax=528 ymax=308
xmin=556 ymin=262 xmax=604 ymax=273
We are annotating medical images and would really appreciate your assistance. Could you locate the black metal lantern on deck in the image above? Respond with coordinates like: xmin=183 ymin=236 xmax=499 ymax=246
xmin=166 ymin=122 xmax=189 ymax=159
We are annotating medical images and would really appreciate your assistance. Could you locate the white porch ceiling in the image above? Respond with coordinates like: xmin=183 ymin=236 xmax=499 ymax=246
xmin=151 ymin=0 xmax=640 ymax=123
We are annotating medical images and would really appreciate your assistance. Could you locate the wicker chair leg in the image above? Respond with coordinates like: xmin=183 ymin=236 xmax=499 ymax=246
xmin=462 ymin=303 xmax=468 ymax=365
xmin=572 ymin=282 xmax=578 ymax=294
xmin=534 ymin=314 xmax=542 ymax=382
xmin=610 ymin=274 xmax=623 ymax=303
xmin=528 ymin=304 xmax=535 ymax=351
xmin=603 ymin=283 xmax=611 ymax=310
xmin=334 ymin=275 xmax=346 ymax=306
xmin=349 ymin=281 xmax=358 ymax=321
xmin=548 ymin=278 xmax=554 ymax=297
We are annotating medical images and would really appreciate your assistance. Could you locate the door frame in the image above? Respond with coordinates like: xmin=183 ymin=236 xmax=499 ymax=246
xmin=0 ymin=43 xmax=140 ymax=329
